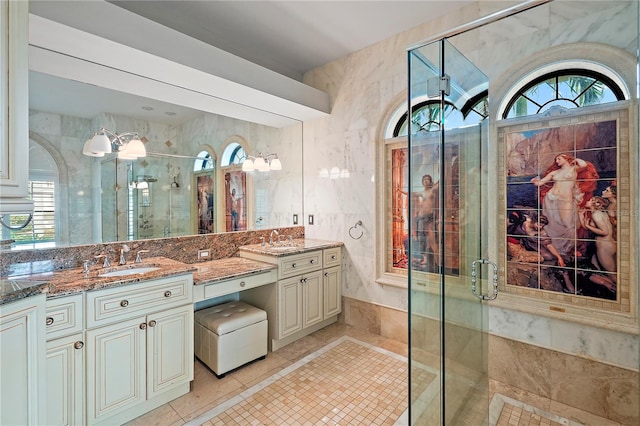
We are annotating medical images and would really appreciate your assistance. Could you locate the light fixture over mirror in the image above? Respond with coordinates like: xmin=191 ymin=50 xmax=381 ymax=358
xmin=82 ymin=128 xmax=146 ymax=159
xmin=241 ymin=153 xmax=282 ymax=172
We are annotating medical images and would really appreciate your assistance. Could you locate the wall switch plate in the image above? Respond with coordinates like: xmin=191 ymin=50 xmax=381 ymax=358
xmin=308 ymin=214 xmax=314 ymax=225
xmin=197 ymin=249 xmax=210 ymax=260
xmin=293 ymin=214 xmax=298 ymax=225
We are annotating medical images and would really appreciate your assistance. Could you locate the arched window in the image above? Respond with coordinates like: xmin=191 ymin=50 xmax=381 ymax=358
xmin=221 ymin=142 xmax=247 ymax=167
xmin=194 ymin=149 xmax=216 ymax=234
xmin=392 ymin=91 xmax=488 ymax=137
xmin=501 ymin=69 xmax=626 ymax=119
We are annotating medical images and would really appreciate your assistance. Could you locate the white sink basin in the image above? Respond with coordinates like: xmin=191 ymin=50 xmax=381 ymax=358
xmin=98 ymin=267 xmax=160 ymax=277
xmin=267 ymin=246 xmax=299 ymax=252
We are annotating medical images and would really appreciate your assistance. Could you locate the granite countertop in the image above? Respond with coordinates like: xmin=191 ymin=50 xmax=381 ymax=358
xmin=238 ymin=238 xmax=343 ymax=257
xmin=1 ymin=257 xmax=196 ymax=302
xmin=192 ymin=257 xmax=277 ymax=285
xmin=0 ymin=279 xmax=51 ymax=305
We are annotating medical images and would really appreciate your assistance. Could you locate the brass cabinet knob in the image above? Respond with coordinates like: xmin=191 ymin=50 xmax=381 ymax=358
xmin=74 ymin=341 xmax=84 ymax=350
xmin=164 ymin=290 xmax=172 ymax=298
xmin=239 ymin=281 xmax=246 ymax=287
xmin=139 ymin=323 xmax=147 ymax=330
xmin=46 ymin=317 xmax=54 ymax=326
xmin=148 ymin=320 xmax=157 ymax=327
xmin=291 ymin=263 xmax=297 ymax=268
xmin=331 ymin=255 xmax=337 ymax=260
xmin=120 ymin=300 xmax=129 ymax=307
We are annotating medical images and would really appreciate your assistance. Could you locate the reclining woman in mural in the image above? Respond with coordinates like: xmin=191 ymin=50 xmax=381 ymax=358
xmin=530 ymin=153 xmax=599 ymax=259
xmin=507 ymin=210 xmax=575 ymax=293
xmin=578 ymin=196 xmax=617 ymax=293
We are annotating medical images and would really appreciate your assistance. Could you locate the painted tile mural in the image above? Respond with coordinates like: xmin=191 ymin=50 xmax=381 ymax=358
xmin=505 ymin=120 xmax=618 ymax=300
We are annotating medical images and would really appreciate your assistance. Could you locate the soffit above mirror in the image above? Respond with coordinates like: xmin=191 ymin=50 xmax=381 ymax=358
xmin=28 ymin=0 xmax=330 ymax=127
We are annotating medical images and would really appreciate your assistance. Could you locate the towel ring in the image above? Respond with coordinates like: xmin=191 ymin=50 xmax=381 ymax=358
xmin=0 ymin=214 xmax=33 ymax=231
xmin=348 ymin=220 xmax=364 ymax=240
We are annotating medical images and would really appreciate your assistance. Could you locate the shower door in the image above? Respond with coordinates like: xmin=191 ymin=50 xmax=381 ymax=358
xmin=408 ymin=39 xmax=492 ymax=425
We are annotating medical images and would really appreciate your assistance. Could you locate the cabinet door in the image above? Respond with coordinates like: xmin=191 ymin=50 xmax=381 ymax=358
xmin=86 ymin=316 xmax=146 ymax=424
xmin=0 ymin=295 xmax=46 ymax=426
xmin=279 ymin=276 xmax=302 ymax=338
xmin=46 ymin=333 xmax=85 ymax=426
xmin=146 ymin=305 xmax=194 ymax=399
xmin=302 ymin=270 xmax=323 ymax=329
xmin=0 ymin=0 xmax=31 ymax=203
xmin=323 ymin=266 xmax=342 ymax=318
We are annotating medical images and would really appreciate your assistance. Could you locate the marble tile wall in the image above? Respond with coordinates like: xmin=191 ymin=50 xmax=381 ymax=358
xmin=301 ymin=1 xmax=638 ymax=414
xmin=342 ymin=296 xmax=639 ymax=425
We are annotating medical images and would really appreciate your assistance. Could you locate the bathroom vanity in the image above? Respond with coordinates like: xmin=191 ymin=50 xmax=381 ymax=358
xmin=0 ymin=238 xmax=343 ymax=425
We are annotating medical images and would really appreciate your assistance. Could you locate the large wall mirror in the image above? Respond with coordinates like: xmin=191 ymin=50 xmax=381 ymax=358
xmin=22 ymin=70 xmax=303 ymax=248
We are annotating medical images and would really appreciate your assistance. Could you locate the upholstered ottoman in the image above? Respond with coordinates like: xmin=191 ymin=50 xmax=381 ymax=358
xmin=194 ymin=301 xmax=267 ymax=377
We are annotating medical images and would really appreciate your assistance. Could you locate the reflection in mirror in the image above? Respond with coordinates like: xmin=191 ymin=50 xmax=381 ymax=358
xmin=19 ymin=71 xmax=303 ymax=250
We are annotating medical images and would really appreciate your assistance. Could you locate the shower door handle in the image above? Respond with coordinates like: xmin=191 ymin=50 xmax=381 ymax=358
xmin=471 ymin=259 xmax=498 ymax=301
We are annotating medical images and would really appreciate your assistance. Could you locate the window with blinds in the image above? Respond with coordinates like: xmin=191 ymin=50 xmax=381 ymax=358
xmin=10 ymin=180 xmax=56 ymax=244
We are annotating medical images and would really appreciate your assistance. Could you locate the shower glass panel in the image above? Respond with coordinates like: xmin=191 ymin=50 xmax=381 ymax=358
xmin=408 ymin=38 xmax=490 ymax=425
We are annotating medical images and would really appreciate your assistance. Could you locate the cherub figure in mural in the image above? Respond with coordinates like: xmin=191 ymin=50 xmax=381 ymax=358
xmin=578 ymin=196 xmax=617 ymax=292
xmin=507 ymin=210 xmax=575 ymax=293
xmin=530 ymin=153 xmax=599 ymax=258
xmin=601 ymin=181 xmax=617 ymax=225
xmin=398 ymin=174 xmax=440 ymax=269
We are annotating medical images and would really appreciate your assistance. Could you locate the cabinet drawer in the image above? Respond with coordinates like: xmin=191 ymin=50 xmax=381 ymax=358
xmin=86 ymin=274 xmax=193 ymax=328
xmin=203 ymin=270 xmax=276 ymax=299
xmin=323 ymin=247 xmax=341 ymax=268
xmin=46 ymin=294 xmax=83 ymax=340
xmin=278 ymin=251 xmax=322 ymax=279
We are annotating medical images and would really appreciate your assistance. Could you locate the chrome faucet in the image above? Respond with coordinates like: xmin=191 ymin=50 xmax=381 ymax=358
xmin=135 ymin=250 xmax=149 ymax=263
xmin=119 ymin=244 xmax=130 ymax=265
xmin=95 ymin=254 xmax=110 ymax=268
xmin=269 ymin=229 xmax=279 ymax=245
xmin=82 ymin=260 xmax=91 ymax=278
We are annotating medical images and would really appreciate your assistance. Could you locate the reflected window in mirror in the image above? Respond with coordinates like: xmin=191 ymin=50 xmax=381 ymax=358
xmin=221 ymin=141 xmax=248 ymax=232
xmin=2 ymin=143 xmax=58 ymax=248
xmin=194 ymin=150 xmax=216 ymax=234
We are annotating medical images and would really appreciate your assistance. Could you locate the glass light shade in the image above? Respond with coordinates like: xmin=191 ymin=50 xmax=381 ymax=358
xmin=90 ymin=133 xmax=112 ymax=154
xmin=269 ymin=158 xmax=282 ymax=170
xmin=254 ymin=156 xmax=268 ymax=172
xmin=117 ymin=148 xmax=138 ymax=160
xmin=125 ymin=138 xmax=146 ymax=157
xmin=242 ymin=158 xmax=255 ymax=172
xmin=82 ymin=139 xmax=105 ymax=157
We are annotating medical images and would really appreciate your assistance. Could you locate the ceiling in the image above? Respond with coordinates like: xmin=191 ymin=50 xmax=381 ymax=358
xmin=29 ymin=1 xmax=473 ymax=125
xmin=110 ymin=1 xmax=473 ymax=81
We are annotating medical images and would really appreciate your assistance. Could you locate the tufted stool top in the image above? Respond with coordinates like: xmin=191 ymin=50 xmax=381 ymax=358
xmin=194 ymin=301 xmax=267 ymax=335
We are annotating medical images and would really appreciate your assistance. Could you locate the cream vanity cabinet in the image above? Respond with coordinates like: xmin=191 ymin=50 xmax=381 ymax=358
xmin=241 ymin=246 xmax=342 ymax=351
xmin=0 ymin=294 xmax=47 ymax=425
xmin=46 ymin=293 xmax=85 ymax=426
xmin=0 ymin=0 xmax=33 ymax=212
xmin=84 ymin=274 xmax=194 ymax=425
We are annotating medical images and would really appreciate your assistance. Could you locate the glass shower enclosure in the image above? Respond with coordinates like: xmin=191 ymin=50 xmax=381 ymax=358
xmin=408 ymin=39 xmax=493 ymax=425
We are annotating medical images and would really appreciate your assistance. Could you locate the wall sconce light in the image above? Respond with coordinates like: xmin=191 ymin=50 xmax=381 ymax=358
xmin=241 ymin=153 xmax=282 ymax=172
xmin=82 ymin=128 xmax=146 ymax=159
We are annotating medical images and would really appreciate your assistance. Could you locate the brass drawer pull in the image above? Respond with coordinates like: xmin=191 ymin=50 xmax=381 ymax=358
xmin=139 ymin=323 xmax=147 ymax=330
xmin=148 ymin=320 xmax=157 ymax=327
xmin=331 ymin=255 xmax=337 ymax=260
xmin=291 ymin=263 xmax=297 ymax=268
xmin=164 ymin=290 xmax=172 ymax=298
xmin=74 ymin=341 xmax=84 ymax=350
xmin=310 ymin=259 xmax=315 ymax=264
xmin=239 ymin=281 xmax=246 ymax=287
xmin=46 ymin=316 xmax=54 ymax=326
xmin=120 ymin=300 xmax=129 ymax=307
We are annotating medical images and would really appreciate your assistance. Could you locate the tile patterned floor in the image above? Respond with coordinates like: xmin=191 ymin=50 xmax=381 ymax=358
xmin=125 ymin=323 xmax=615 ymax=426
